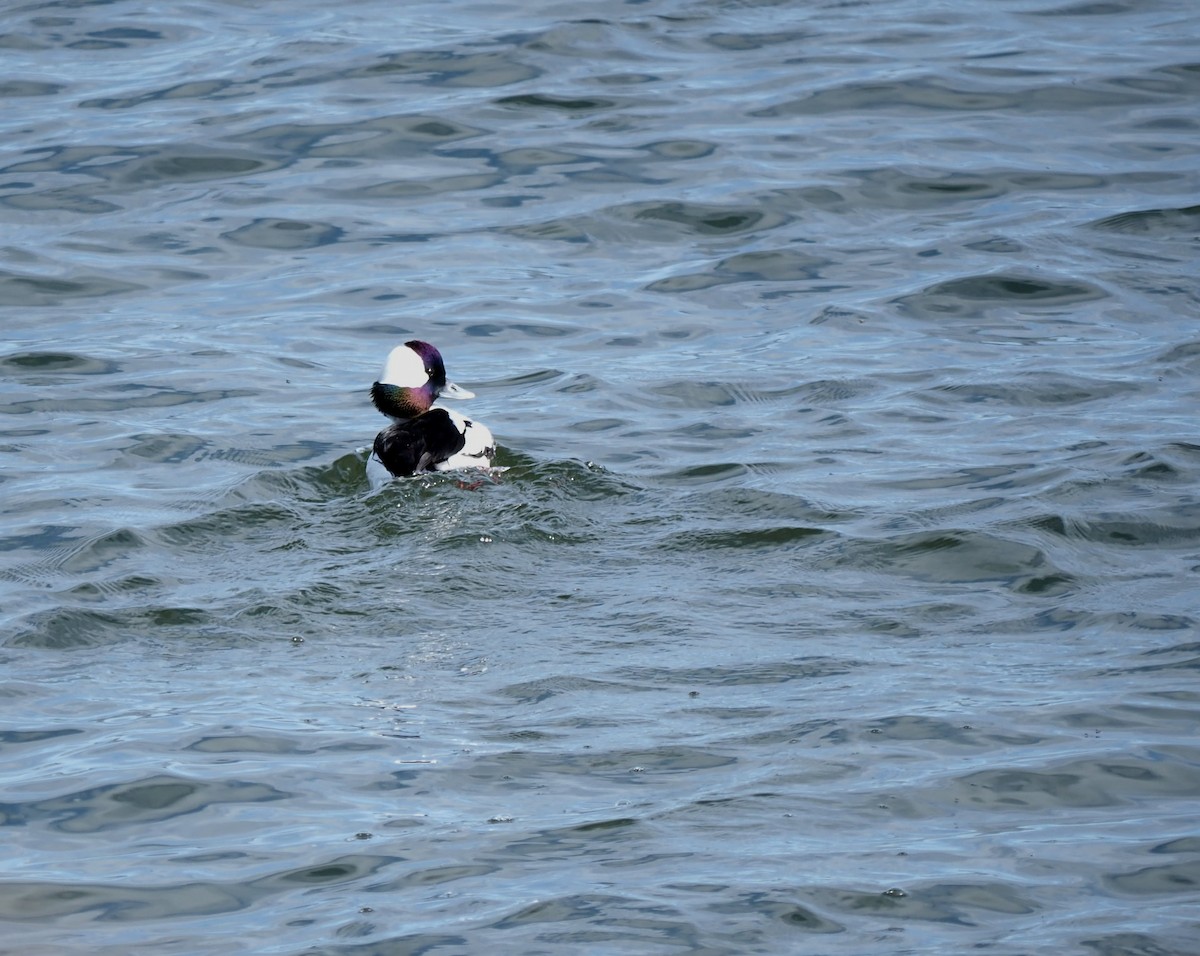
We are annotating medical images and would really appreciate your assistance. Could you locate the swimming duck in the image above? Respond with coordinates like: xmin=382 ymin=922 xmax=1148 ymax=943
xmin=367 ymin=340 xmax=495 ymax=482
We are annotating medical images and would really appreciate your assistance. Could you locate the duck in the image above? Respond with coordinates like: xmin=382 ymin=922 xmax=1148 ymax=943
xmin=366 ymin=340 xmax=495 ymax=483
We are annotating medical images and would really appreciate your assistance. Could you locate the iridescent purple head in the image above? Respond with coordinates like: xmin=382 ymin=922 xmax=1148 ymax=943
xmin=370 ymin=340 xmax=475 ymax=421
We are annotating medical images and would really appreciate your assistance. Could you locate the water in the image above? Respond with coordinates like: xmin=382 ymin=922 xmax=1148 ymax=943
xmin=2 ymin=0 xmax=1198 ymax=952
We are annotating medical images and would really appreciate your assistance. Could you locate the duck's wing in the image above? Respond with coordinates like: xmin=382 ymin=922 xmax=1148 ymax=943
xmin=372 ymin=410 xmax=467 ymax=477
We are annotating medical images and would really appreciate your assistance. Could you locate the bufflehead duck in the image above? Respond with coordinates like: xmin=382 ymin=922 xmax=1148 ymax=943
xmin=366 ymin=340 xmax=495 ymax=482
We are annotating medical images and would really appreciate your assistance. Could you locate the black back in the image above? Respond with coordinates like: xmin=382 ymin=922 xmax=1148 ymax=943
xmin=373 ymin=409 xmax=466 ymax=477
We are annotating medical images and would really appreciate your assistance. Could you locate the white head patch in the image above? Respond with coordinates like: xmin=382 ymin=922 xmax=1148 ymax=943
xmin=380 ymin=344 xmax=428 ymax=387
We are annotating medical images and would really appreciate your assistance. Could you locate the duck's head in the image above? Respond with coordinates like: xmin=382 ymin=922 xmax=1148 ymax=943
xmin=370 ymin=340 xmax=475 ymax=420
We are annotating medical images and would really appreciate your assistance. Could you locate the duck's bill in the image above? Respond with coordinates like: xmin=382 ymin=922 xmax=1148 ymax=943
xmin=442 ymin=381 xmax=475 ymax=399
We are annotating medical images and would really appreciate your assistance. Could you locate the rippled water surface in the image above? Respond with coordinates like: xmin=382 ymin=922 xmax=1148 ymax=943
xmin=2 ymin=0 xmax=1199 ymax=952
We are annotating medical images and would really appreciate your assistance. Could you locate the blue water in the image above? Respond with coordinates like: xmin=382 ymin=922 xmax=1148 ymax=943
xmin=2 ymin=0 xmax=1199 ymax=953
